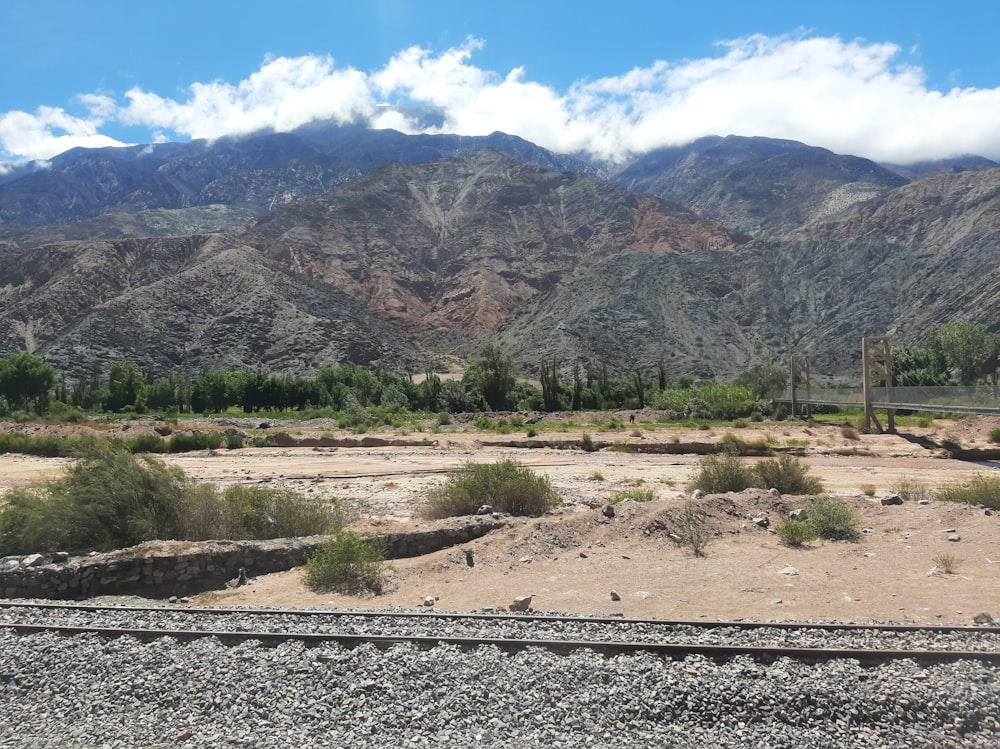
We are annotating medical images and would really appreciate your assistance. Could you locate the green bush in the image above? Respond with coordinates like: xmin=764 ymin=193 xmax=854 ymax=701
xmin=123 ymin=434 xmax=167 ymax=453
xmin=0 ymin=441 xmax=192 ymax=554
xmin=0 ymin=432 xmax=82 ymax=457
xmin=168 ymin=432 xmax=224 ymax=453
xmin=752 ymin=454 xmax=824 ymax=495
xmin=719 ymin=433 xmax=748 ymax=455
xmin=937 ymin=474 xmax=1000 ymax=511
xmin=423 ymin=459 xmax=560 ymax=519
xmin=580 ymin=433 xmax=597 ymax=452
xmin=304 ymin=531 xmax=387 ymax=594
xmin=806 ymin=497 xmax=860 ymax=541
xmin=224 ymin=433 xmax=244 ymax=450
xmin=0 ymin=442 xmax=343 ymax=554
xmin=989 ymin=427 xmax=1000 ymax=444
xmin=176 ymin=484 xmax=343 ymax=541
xmin=689 ymin=454 xmax=753 ymax=494
xmin=777 ymin=519 xmax=819 ymax=547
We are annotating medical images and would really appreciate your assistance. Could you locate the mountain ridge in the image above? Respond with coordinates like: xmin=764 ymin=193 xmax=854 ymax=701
xmin=0 ymin=124 xmax=997 ymax=384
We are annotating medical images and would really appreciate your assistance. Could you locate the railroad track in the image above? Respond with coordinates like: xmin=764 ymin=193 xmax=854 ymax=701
xmin=2 ymin=600 xmax=998 ymax=664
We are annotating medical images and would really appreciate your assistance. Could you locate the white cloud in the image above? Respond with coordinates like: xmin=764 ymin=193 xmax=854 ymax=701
xmin=4 ymin=34 xmax=1000 ymax=165
xmin=119 ymin=54 xmax=375 ymax=139
xmin=0 ymin=105 xmax=126 ymax=162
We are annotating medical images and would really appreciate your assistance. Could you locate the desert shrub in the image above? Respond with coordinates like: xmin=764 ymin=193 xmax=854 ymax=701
xmin=689 ymin=454 xmax=752 ymax=494
xmin=168 ymin=432 xmax=224 ymax=453
xmin=777 ymin=519 xmax=819 ymax=547
xmin=0 ymin=442 xmax=192 ymax=554
xmin=589 ymin=471 xmax=605 ymax=481
xmin=123 ymin=434 xmax=167 ymax=453
xmin=719 ymin=433 xmax=748 ymax=455
xmin=806 ymin=497 xmax=860 ymax=541
xmin=609 ymin=486 xmax=657 ymax=503
xmin=46 ymin=401 xmax=85 ymax=423
xmin=304 ymin=531 xmax=387 ymax=594
xmin=890 ymin=477 xmax=932 ymax=503
xmin=752 ymin=454 xmax=824 ymax=495
xmin=936 ymin=474 xmax=1000 ymax=511
xmin=667 ymin=500 xmax=713 ymax=556
xmin=989 ymin=427 xmax=1000 ymax=444
xmin=860 ymin=484 xmax=876 ymax=497
xmin=580 ymin=433 xmax=597 ymax=452
xmin=0 ymin=432 xmax=82 ymax=457
xmin=224 ymin=433 xmax=244 ymax=450
xmin=423 ymin=459 xmax=559 ymax=519
xmin=0 ymin=487 xmax=64 ymax=555
xmin=176 ymin=484 xmax=343 ymax=541
xmin=840 ymin=425 xmax=860 ymax=440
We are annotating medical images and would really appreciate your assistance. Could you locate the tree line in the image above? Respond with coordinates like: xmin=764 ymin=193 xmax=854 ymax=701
xmin=0 ymin=320 xmax=994 ymax=420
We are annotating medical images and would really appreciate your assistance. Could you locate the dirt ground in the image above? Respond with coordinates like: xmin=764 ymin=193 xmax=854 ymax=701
xmin=2 ymin=415 xmax=999 ymax=624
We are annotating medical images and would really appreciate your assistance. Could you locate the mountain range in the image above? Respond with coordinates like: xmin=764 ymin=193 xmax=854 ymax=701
xmin=0 ymin=121 xmax=998 ymax=385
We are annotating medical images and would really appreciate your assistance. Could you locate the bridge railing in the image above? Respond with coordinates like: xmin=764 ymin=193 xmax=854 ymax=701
xmin=774 ymin=385 xmax=1000 ymax=410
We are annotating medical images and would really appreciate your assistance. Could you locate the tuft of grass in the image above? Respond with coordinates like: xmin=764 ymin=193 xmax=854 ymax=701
xmin=608 ymin=486 xmax=657 ymax=504
xmin=806 ymin=497 xmax=860 ymax=541
xmin=860 ymin=484 xmax=877 ymax=497
xmin=890 ymin=477 xmax=932 ymax=503
xmin=932 ymin=553 xmax=961 ymax=575
xmin=777 ymin=519 xmax=819 ymax=547
xmin=588 ymin=471 xmax=605 ymax=481
xmin=303 ymin=531 xmax=387 ymax=594
xmin=936 ymin=474 xmax=1000 ymax=511
xmin=423 ymin=459 xmax=560 ymax=519
xmin=667 ymin=500 xmax=713 ymax=557
xmin=752 ymin=454 xmax=824 ymax=495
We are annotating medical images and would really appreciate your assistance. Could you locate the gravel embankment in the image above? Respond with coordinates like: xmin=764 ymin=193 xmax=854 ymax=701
xmin=1 ymin=604 xmax=998 ymax=748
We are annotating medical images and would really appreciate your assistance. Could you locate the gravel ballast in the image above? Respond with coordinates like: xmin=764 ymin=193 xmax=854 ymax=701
xmin=1 ymin=605 xmax=998 ymax=748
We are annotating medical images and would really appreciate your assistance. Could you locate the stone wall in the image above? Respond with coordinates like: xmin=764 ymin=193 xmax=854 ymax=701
xmin=0 ymin=517 xmax=504 ymax=600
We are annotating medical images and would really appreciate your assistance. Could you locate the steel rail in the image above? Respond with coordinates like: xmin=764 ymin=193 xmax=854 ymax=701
xmin=2 ymin=621 xmax=998 ymax=664
xmin=1 ymin=600 xmax=997 ymax=635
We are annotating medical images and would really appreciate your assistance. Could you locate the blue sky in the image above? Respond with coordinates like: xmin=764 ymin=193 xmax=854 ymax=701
xmin=2 ymin=0 xmax=999 ymax=167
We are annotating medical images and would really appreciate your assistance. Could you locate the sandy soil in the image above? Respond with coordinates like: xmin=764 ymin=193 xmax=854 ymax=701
xmin=2 ymin=416 xmax=999 ymax=624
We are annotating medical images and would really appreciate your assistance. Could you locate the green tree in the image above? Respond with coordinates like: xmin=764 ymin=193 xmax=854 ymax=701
xmin=107 ymin=361 xmax=146 ymax=412
xmin=539 ymin=360 xmax=561 ymax=412
xmin=924 ymin=321 xmax=999 ymax=385
xmin=464 ymin=344 xmax=516 ymax=411
xmin=0 ymin=353 xmax=56 ymax=413
xmin=890 ymin=344 xmax=951 ymax=386
xmin=734 ymin=362 xmax=789 ymax=399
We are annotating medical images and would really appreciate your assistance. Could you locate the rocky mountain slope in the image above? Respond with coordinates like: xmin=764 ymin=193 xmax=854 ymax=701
xmin=0 ymin=124 xmax=998 ymax=384
xmin=612 ymin=135 xmax=908 ymax=237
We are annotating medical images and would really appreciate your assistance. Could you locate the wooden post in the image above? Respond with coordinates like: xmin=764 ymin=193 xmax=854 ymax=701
xmin=862 ymin=336 xmax=894 ymax=434
xmin=789 ymin=354 xmax=797 ymax=418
